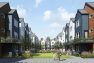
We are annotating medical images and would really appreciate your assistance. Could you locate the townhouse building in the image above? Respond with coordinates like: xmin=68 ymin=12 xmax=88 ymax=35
xmin=56 ymin=32 xmax=64 ymax=43
xmin=74 ymin=2 xmax=94 ymax=54
xmin=65 ymin=23 xmax=69 ymax=43
xmin=64 ymin=18 xmax=75 ymax=51
xmin=50 ymin=38 xmax=56 ymax=49
xmin=31 ymin=33 xmax=39 ymax=51
xmin=19 ymin=18 xmax=25 ymax=39
xmin=25 ymin=23 xmax=29 ymax=41
xmin=69 ymin=18 xmax=75 ymax=42
xmin=84 ymin=2 xmax=94 ymax=53
xmin=0 ymin=2 xmax=21 ymax=56
xmin=45 ymin=37 xmax=51 ymax=50
xmin=40 ymin=38 xmax=46 ymax=50
xmin=68 ymin=18 xmax=75 ymax=51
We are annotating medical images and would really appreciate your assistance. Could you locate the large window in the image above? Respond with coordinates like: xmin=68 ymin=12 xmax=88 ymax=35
xmin=76 ymin=19 xmax=80 ymax=28
xmin=76 ymin=32 xmax=80 ymax=38
xmin=14 ymin=32 xmax=18 ymax=39
xmin=14 ymin=18 xmax=18 ymax=28
xmin=84 ymin=31 xmax=88 ymax=38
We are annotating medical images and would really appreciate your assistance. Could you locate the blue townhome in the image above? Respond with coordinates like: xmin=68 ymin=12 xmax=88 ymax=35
xmin=74 ymin=9 xmax=89 ymax=54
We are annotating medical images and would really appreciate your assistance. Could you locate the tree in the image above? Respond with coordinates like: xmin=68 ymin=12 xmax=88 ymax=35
xmin=53 ymin=41 xmax=63 ymax=49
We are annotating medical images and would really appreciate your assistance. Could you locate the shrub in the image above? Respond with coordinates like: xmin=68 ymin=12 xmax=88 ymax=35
xmin=22 ymin=51 xmax=32 ymax=58
xmin=73 ymin=53 xmax=80 ymax=57
xmin=39 ymin=50 xmax=52 ymax=53
xmin=81 ymin=53 xmax=94 ymax=58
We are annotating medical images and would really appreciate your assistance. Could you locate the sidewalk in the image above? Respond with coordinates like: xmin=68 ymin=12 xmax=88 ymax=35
xmin=17 ymin=57 xmax=94 ymax=63
xmin=0 ymin=57 xmax=94 ymax=63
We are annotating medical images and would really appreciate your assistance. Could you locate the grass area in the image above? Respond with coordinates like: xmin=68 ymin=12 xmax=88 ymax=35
xmin=32 ymin=53 xmax=71 ymax=59
xmin=32 ymin=53 xmax=53 ymax=58
xmin=61 ymin=55 xmax=71 ymax=59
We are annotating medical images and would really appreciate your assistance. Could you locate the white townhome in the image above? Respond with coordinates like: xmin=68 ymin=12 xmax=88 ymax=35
xmin=69 ymin=18 xmax=75 ymax=42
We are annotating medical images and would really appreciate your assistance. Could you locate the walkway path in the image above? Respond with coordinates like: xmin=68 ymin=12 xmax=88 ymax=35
xmin=17 ymin=57 xmax=94 ymax=63
xmin=0 ymin=57 xmax=94 ymax=63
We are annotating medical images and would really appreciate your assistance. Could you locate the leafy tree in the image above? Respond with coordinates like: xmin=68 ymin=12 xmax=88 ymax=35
xmin=53 ymin=41 xmax=63 ymax=49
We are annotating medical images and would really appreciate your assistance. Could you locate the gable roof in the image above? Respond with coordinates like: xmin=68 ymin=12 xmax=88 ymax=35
xmin=0 ymin=2 xmax=8 ymax=8
xmin=0 ymin=2 xmax=10 ymax=13
xmin=78 ymin=9 xmax=88 ymax=14
xmin=8 ymin=9 xmax=16 ymax=14
xmin=85 ymin=2 xmax=94 ymax=9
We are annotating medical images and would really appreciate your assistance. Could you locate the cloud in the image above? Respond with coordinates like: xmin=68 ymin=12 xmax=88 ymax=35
xmin=43 ymin=6 xmax=75 ymax=28
xmin=58 ymin=7 xmax=75 ymax=21
xmin=35 ymin=0 xmax=42 ymax=8
xmin=50 ymin=22 xmax=60 ymax=28
xmin=43 ymin=10 xmax=52 ymax=21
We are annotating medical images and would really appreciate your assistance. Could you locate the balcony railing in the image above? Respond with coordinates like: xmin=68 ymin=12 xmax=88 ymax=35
xmin=63 ymin=37 xmax=94 ymax=46
xmin=0 ymin=37 xmax=21 ymax=44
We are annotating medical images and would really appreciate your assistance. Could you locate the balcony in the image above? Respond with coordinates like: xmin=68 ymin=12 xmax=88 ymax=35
xmin=63 ymin=37 xmax=94 ymax=46
xmin=0 ymin=37 xmax=21 ymax=44
xmin=73 ymin=37 xmax=94 ymax=44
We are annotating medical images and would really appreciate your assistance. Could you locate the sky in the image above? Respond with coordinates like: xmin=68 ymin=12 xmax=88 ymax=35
xmin=0 ymin=0 xmax=94 ymax=39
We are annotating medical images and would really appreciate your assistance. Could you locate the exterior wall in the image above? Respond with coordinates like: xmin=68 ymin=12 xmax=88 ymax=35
xmin=65 ymin=23 xmax=69 ymax=42
xmin=75 ymin=11 xmax=82 ymax=38
xmin=31 ymin=33 xmax=39 ymax=49
xmin=8 ymin=15 xmax=12 ymax=37
xmin=25 ymin=23 xmax=29 ymax=42
xmin=69 ymin=18 xmax=75 ymax=41
xmin=82 ymin=15 xmax=89 ymax=38
xmin=45 ymin=37 xmax=51 ymax=50
xmin=56 ymin=29 xmax=65 ymax=44
xmin=0 ymin=13 xmax=6 ymax=37
xmin=84 ymin=4 xmax=94 ymax=38
xmin=0 ymin=3 xmax=10 ymax=38
xmin=40 ymin=39 xmax=45 ymax=50
xmin=51 ymin=39 xmax=56 ymax=49
xmin=75 ymin=11 xmax=88 ymax=39
xmin=19 ymin=18 xmax=25 ymax=39
xmin=8 ymin=11 xmax=19 ymax=40
xmin=62 ymin=29 xmax=65 ymax=43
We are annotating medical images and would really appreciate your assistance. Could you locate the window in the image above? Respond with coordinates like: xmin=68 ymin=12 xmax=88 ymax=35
xmin=0 ymin=13 xmax=5 ymax=19
xmin=14 ymin=32 xmax=18 ymax=39
xmin=84 ymin=31 xmax=88 ymax=38
xmin=14 ymin=18 xmax=18 ymax=27
xmin=76 ymin=32 xmax=80 ymax=38
xmin=89 ymin=14 xmax=93 ymax=18
xmin=65 ymin=31 xmax=67 ymax=35
xmin=70 ymin=36 xmax=72 ymax=40
xmin=76 ymin=19 xmax=80 ymax=28
xmin=89 ymin=29 xmax=93 ymax=33
xmin=70 ymin=26 xmax=72 ymax=31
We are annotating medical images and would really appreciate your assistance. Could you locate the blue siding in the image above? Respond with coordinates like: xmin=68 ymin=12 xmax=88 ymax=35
xmin=75 ymin=12 xmax=82 ymax=38
xmin=82 ymin=15 xmax=88 ymax=38
xmin=75 ymin=11 xmax=88 ymax=38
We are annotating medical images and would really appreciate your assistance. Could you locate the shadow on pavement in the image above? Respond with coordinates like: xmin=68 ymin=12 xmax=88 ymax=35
xmin=0 ymin=57 xmax=25 ymax=63
xmin=59 ymin=59 xmax=66 ymax=61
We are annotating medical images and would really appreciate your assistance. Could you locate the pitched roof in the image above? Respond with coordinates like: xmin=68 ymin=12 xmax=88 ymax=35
xmin=0 ymin=2 xmax=8 ymax=8
xmin=86 ymin=2 xmax=94 ymax=9
xmin=8 ymin=9 xmax=16 ymax=14
xmin=78 ymin=9 xmax=88 ymax=14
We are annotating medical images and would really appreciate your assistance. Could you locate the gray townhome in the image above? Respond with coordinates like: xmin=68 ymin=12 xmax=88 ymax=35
xmin=0 ymin=2 xmax=21 ymax=57
xmin=19 ymin=18 xmax=25 ymax=39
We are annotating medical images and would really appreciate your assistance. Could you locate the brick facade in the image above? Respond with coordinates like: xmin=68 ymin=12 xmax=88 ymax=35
xmin=84 ymin=3 xmax=94 ymax=38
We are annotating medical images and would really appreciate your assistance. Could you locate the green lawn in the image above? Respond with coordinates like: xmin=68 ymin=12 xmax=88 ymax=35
xmin=32 ymin=53 xmax=71 ymax=59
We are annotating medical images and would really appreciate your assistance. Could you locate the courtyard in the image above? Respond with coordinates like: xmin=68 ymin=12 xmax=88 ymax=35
xmin=0 ymin=57 xmax=94 ymax=63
